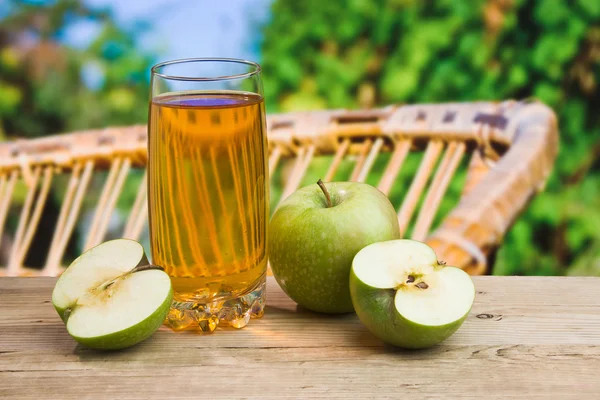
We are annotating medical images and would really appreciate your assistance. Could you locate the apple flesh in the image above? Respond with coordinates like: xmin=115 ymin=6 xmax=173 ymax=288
xmin=52 ymin=239 xmax=173 ymax=350
xmin=350 ymin=239 xmax=475 ymax=349
xmin=269 ymin=180 xmax=400 ymax=313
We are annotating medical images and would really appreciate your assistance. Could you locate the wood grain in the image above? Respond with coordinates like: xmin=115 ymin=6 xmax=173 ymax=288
xmin=1 ymin=276 xmax=599 ymax=399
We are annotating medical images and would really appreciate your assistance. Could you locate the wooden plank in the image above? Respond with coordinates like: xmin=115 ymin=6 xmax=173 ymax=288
xmin=0 ymin=276 xmax=599 ymax=399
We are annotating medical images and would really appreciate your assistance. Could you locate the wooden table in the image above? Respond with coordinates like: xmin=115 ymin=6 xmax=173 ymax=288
xmin=1 ymin=276 xmax=599 ymax=399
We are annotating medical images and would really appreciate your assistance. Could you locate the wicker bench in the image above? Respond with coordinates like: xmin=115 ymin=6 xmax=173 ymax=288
xmin=0 ymin=100 xmax=558 ymax=277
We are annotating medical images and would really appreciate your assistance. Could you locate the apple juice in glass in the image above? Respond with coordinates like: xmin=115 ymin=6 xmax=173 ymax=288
xmin=148 ymin=59 xmax=268 ymax=332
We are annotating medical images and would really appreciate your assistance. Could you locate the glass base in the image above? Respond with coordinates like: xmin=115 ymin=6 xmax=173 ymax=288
xmin=164 ymin=274 xmax=266 ymax=332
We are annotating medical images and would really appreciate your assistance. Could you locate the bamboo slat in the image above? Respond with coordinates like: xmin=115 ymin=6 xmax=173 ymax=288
xmin=412 ymin=142 xmax=466 ymax=241
xmin=349 ymin=139 xmax=374 ymax=181
xmin=377 ymin=139 xmax=411 ymax=196
xmin=397 ymin=141 xmax=444 ymax=236
xmin=123 ymin=170 xmax=148 ymax=240
xmin=6 ymin=167 xmax=42 ymax=275
xmin=324 ymin=138 xmax=350 ymax=182
xmin=0 ymin=171 xmax=19 ymax=255
xmin=355 ymin=137 xmax=384 ymax=183
xmin=13 ymin=166 xmax=54 ymax=268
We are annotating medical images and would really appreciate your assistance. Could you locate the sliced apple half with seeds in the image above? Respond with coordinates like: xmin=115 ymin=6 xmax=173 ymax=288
xmin=52 ymin=239 xmax=173 ymax=350
xmin=350 ymin=239 xmax=475 ymax=349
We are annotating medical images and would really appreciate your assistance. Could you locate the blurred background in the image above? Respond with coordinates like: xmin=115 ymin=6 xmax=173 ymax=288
xmin=0 ymin=0 xmax=599 ymax=276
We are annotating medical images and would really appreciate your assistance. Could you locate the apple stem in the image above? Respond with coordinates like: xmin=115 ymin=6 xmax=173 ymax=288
xmin=99 ymin=265 xmax=164 ymax=291
xmin=130 ymin=264 xmax=164 ymax=274
xmin=317 ymin=179 xmax=332 ymax=208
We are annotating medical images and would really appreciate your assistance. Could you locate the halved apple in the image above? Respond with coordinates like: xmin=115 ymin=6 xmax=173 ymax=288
xmin=52 ymin=239 xmax=173 ymax=350
xmin=350 ymin=239 xmax=475 ymax=349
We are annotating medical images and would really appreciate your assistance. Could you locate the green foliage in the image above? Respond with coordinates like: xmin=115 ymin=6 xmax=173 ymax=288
xmin=262 ymin=0 xmax=600 ymax=275
xmin=0 ymin=0 xmax=154 ymax=138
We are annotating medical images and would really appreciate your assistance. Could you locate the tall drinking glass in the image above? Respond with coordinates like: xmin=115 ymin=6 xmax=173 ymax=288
xmin=148 ymin=59 xmax=268 ymax=332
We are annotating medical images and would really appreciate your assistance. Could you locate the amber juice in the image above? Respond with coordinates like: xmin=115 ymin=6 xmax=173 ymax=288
xmin=148 ymin=92 xmax=268 ymax=303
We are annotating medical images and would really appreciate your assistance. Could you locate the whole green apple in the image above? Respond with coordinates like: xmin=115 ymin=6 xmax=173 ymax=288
xmin=350 ymin=239 xmax=475 ymax=349
xmin=269 ymin=180 xmax=400 ymax=313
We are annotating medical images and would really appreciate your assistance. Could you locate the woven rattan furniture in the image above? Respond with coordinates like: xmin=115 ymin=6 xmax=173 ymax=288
xmin=0 ymin=100 xmax=558 ymax=277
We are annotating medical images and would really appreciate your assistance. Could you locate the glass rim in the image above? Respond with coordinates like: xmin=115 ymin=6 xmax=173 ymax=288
xmin=150 ymin=57 xmax=261 ymax=82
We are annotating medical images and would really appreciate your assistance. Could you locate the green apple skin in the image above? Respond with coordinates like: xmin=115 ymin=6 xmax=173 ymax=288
xmin=269 ymin=182 xmax=400 ymax=313
xmin=67 ymin=286 xmax=173 ymax=351
xmin=350 ymin=269 xmax=471 ymax=349
xmin=54 ymin=303 xmax=70 ymax=324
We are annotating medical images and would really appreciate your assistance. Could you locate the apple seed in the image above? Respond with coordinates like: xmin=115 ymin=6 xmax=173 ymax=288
xmin=415 ymin=282 xmax=429 ymax=289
